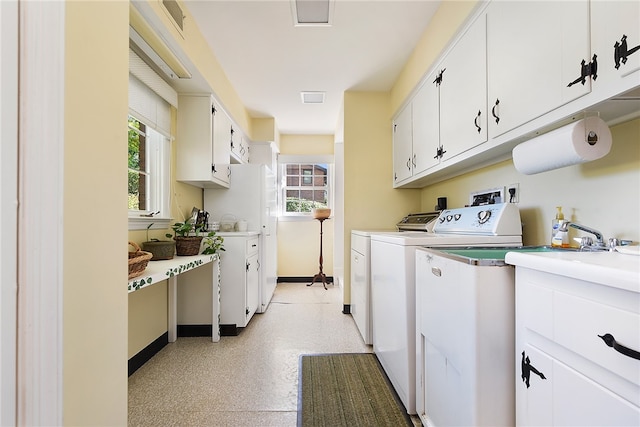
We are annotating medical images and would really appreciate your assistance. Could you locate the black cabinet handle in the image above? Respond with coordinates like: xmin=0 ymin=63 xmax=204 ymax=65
xmin=212 ymin=164 xmax=217 ymax=173
xmin=521 ymin=351 xmax=547 ymax=388
xmin=433 ymin=146 xmax=446 ymax=160
xmin=598 ymin=333 xmax=640 ymax=361
xmin=433 ymin=68 xmax=446 ymax=86
xmin=567 ymin=54 xmax=598 ymax=87
xmin=474 ymin=110 xmax=481 ymax=134
xmin=491 ymin=99 xmax=500 ymax=124
xmin=614 ymin=34 xmax=640 ymax=69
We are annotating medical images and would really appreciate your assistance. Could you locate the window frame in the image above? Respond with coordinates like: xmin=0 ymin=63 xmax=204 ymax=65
xmin=278 ymin=155 xmax=333 ymax=220
xmin=127 ymin=113 xmax=172 ymax=230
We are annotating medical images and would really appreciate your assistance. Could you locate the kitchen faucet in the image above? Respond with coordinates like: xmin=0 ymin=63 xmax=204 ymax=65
xmin=559 ymin=220 xmax=606 ymax=250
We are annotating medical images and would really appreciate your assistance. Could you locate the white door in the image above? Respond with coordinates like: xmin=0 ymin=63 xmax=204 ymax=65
xmin=487 ymin=1 xmax=590 ymax=136
xmin=411 ymin=72 xmax=440 ymax=174
xmin=392 ymin=103 xmax=413 ymax=184
xmin=439 ymin=14 xmax=488 ymax=160
xmin=1 ymin=1 xmax=18 ymax=424
xmin=590 ymin=0 xmax=640 ymax=97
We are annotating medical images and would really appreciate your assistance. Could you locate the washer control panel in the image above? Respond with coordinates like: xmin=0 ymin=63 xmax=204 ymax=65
xmin=433 ymin=203 xmax=522 ymax=236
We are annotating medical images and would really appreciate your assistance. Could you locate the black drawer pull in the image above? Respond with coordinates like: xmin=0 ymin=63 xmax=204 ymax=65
xmin=598 ymin=333 xmax=640 ymax=361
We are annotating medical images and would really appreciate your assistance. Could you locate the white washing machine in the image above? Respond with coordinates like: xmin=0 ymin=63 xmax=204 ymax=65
xmin=370 ymin=203 xmax=523 ymax=415
xmin=351 ymin=229 xmax=394 ymax=345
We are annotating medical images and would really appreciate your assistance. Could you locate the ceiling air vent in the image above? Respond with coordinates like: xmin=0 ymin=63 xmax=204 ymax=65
xmin=162 ymin=0 xmax=185 ymax=33
xmin=301 ymin=91 xmax=325 ymax=104
xmin=291 ymin=0 xmax=334 ymax=27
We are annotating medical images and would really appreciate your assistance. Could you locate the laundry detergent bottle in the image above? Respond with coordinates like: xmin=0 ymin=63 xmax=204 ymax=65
xmin=551 ymin=206 xmax=564 ymax=244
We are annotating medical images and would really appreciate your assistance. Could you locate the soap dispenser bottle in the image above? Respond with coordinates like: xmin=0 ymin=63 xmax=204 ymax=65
xmin=552 ymin=220 xmax=570 ymax=248
xmin=551 ymin=206 xmax=564 ymax=244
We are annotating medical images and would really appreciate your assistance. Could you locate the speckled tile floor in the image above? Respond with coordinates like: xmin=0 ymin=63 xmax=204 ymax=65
xmin=129 ymin=282 xmax=421 ymax=426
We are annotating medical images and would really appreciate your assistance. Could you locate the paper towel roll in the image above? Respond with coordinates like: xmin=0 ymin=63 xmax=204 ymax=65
xmin=512 ymin=117 xmax=612 ymax=175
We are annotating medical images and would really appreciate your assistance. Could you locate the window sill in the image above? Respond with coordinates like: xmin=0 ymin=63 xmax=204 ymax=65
xmin=278 ymin=215 xmax=331 ymax=222
xmin=128 ymin=216 xmax=172 ymax=231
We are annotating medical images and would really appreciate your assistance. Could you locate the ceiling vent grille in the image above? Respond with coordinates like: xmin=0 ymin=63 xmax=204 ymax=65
xmin=162 ymin=0 xmax=185 ymax=33
xmin=291 ymin=0 xmax=334 ymax=26
xmin=301 ymin=91 xmax=325 ymax=104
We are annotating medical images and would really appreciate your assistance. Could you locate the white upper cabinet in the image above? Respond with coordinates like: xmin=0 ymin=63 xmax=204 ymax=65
xmin=439 ymin=14 xmax=488 ymax=161
xmin=590 ymin=0 xmax=640 ymax=98
xmin=230 ymin=126 xmax=250 ymax=164
xmin=487 ymin=1 xmax=591 ymax=137
xmin=412 ymin=70 xmax=440 ymax=174
xmin=176 ymin=94 xmax=230 ymax=188
xmin=392 ymin=102 xmax=413 ymax=184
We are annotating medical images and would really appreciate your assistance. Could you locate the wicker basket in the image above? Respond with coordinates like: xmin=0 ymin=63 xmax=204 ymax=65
xmin=175 ymin=236 xmax=203 ymax=256
xmin=128 ymin=241 xmax=152 ymax=279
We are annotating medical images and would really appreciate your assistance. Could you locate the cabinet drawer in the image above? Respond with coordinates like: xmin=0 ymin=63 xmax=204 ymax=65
xmin=246 ymin=237 xmax=259 ymax=256
xmin=554 ymin=290 xmax=640 ymax=392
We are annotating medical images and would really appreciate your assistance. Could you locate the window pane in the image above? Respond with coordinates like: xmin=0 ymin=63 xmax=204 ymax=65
xmin=128 ymin=170 xmax=147 ymax=210
xmin=281 ymin=162 xmax=331 ymax=215
xmin=128 ymin=116 xmax=148 ymax=212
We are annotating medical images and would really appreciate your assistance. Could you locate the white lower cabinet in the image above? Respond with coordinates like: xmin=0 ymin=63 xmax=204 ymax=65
xmin=219 ymin=234 xmax=260 ymax=334
xmin=514 ymin=267 xmax=640 ymax=426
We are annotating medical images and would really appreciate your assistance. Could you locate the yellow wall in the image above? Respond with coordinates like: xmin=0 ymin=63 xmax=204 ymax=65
xmin=342 ymin=92 xmax=421 ymax=303
xmin=391 ymin=0 xmax=479 ymax=116
xmin=144 ymin=0 xmax=252 ymax=137
xmin=420 ymin=118 xmax=640 ymax=245
xmin=277 ymin=134 xmax=335 ymax=277
xmin=127 ymin=108 xmax=202 ymax=358
xmin=63 ymin=1 xmax=128 ymax=424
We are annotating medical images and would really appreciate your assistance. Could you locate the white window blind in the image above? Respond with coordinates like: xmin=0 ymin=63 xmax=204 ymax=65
xmin=128 ymin=49 xmax=177 ymax=137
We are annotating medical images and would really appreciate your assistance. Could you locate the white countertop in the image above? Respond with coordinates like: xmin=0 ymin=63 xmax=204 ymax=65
xmin=128 ymin=254 xmax=218 ymax=293
xmin=505 ymin=250 xmax=640 ymax=293
xmin=215 ymin=231 xmax=260 ymax=237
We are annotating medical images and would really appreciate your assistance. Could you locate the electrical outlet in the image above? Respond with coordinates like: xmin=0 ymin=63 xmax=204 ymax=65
xmin=507 ymin=183 xmax=519 ymax=203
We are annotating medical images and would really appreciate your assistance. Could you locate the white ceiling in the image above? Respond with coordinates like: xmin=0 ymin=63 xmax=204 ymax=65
xmin=182 ymin=0 xmax=441 ymax=135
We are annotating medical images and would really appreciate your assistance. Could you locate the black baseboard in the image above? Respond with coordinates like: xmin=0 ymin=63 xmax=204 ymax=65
xmin=177 ymin=324 xmax=212 ymax=337
xmin=220 ymin=324 xmax=240 ymax=336
xmin=342 ymin=304 xmax=351 ymax=314
xmin=278 ymin=276 xmax=334 ymax=284
xmin=128 ymin=332 xmax=168 ymax=377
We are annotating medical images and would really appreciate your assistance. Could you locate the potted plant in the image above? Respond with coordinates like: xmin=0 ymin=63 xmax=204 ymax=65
xmin=142 ymin=223 xmax=176 ymax=260
xmin=171 ymin=220 xmax=205 ymax=256
xmin=202 ymin=231 xmax=225 ymax=255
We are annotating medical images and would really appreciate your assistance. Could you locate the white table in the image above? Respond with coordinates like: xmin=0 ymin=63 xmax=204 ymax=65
xmin=128 ymin=254 xmax=220 ymax=342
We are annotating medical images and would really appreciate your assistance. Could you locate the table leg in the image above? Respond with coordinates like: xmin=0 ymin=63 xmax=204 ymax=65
xmin=168 ymin=275 xmax=177 ymax=342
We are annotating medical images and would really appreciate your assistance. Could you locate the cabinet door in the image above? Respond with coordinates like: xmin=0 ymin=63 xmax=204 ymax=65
xmin=212 ymin=100 xmax=231 ymax=185
xmin=245 ymin=252 xmax=260 ymax=322
xmin=487 ymin=1 xmax=590 ymax=137
xmin=591 ymin=1 xmax=640 ymax=97
xmin=176 ymin=95 xmax=213 ymax=182
xmin=412 ymin=73 xmax=440 ymax=175
xmin=516 ymin=345 xmax=554 ymax=427
xmin=439 ymin=14 xmax=487 ymax=160
xmin=392 ymin=103 xmax=413 ymax=184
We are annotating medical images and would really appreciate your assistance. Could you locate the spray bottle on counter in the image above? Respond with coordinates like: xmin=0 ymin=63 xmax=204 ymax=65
xmin=551 ymin=206 xmax=564 ymax=245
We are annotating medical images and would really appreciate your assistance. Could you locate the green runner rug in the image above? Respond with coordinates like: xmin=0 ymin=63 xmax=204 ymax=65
xmin=298 ymin=353 xmax=413 ymax=427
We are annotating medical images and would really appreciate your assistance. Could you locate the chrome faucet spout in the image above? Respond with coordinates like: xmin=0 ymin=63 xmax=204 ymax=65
xmin=559 ymin=221 xmax=604 ymax=245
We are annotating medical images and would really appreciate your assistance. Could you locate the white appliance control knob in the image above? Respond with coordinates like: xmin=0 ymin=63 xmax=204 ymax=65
xmin=446 ymin=215 xmax=453 ymax=222
xmin=454 ymin=214 xmax=461 ymax=221
xmin=478 ymin=210 xmax=492 ymax=224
